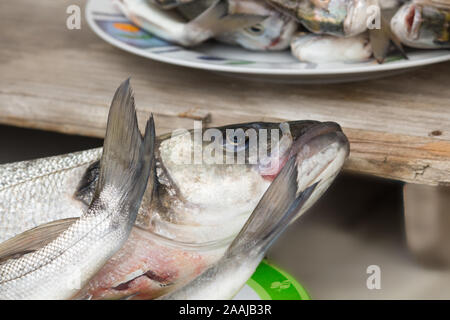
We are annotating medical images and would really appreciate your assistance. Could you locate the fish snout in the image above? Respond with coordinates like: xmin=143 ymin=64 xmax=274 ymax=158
xmin=291 ymin=122 xmax=349 ymax=193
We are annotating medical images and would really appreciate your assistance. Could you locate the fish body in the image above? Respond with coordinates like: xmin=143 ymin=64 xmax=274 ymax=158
xmin=268 ymin=0 xmax=373 ymax=37
xmin=391 ymin=0 xmax=450 ymax=48
xmin=0 ymin=80 xmax=155 ymax=299
xmin=291 ymin=32 xmax=373 ymax=62
xmin=0 ymin=101 xmax=349 ymax=299
xmin=178 ymin=0 xmax=298 ymax=50
xmin=114 ymin=0 xmax=264 ymax=46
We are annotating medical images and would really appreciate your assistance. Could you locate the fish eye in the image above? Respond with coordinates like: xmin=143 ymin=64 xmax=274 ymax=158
xmin=245 ymin=23 xmax=265 ymax=35
xmin=224 ymin=132 xmax=250 ymax=153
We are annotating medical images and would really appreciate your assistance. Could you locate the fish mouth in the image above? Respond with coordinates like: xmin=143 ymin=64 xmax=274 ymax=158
xmin=392 ymin=3 xmax=422 ymax=42
xmin=259 ymin=121 xmax=349 ymax=210
xmin=405 ymin=4 xmax=422 ymax=40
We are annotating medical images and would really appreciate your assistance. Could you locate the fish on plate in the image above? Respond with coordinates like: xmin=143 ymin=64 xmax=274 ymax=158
xmin=268 ymin=0 xmax=407 ymax=63
xmin=114 ymin=0 xmax=264 ymax=46
xmin=391 ymin=0 xmax=450 ymax=48
xmin=112 ymin=0 xmax=409 ymax=63
xmin=0 ymin=82 xmax=350 ymax=300
xmin=0 ymin=79 xmax=155 ymax=300
xmin=177 ymin=0 xmax=298 ymax=50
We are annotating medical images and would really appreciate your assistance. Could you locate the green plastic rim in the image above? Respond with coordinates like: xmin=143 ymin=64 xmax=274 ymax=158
xmin=246 ymin=260 xmax=310 ymax=300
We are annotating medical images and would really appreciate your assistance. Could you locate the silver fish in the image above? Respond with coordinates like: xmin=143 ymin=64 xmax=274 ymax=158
xmin=0 ymin=102 xmax=349 ymax=298
xmin=391 ymin=0 xmax=450 ymax=48
xmin=0 ymin=79 xmax=155 ymax=300
xmin=269 ymin=0 xmax=406 ymax=63
xmin=162 ymin=123 xmax=349 ymax=299
xmin=178 ymin=0 xmax=298 ymax=50
xmin=114 ymin=0 xmax=264 ymax=46
xmin=268 ymin=0 xmax=373 ymax=37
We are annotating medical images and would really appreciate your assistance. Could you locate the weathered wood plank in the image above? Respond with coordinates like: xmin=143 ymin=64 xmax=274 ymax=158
xmin=0 ymin=0 xmax=449 ymax=186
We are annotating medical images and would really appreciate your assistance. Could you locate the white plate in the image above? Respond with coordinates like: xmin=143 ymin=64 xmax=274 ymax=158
xmin=86 ymin=0 xmax=450 ymax=83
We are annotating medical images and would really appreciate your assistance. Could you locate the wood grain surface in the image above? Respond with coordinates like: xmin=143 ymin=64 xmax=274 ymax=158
xmin=0 ymin=0 xmax=449 ymax=186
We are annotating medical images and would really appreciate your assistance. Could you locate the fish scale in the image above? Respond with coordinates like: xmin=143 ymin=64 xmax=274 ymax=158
xmin=0 ymin=149 xmax=102 ymax=243
xmin=0 ymin=79 xmax=155 ymax=300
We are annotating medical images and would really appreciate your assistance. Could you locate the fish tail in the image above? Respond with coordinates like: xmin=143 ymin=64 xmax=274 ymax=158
xmin=224 ymin=156 xmax=318 ymax=259
xmin=96 ymin=78 xmax=155 ymax=219
xmin=186 ymin=0 xmax=266 ymax=43
xmin=370 ymin=13 xmax=408 ymax=63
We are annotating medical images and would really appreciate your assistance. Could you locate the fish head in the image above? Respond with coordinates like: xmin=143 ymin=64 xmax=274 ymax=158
xmin=220 ymin=12 xmax=298 ymax=50
xmin=82 ymin=120 xmax=349 ymax=300
xmin=210 ymin=0 xmax=297 ymax=50
xmin=151 ymin=120 xmax=349 ymax=242
xmin=391 ymin=2 xmax=450 ymax=48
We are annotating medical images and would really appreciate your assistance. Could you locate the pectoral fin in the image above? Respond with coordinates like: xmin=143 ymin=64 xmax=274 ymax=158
xmin=0 ymin=218 xmax=78 ymax=264
xmin=226 ymin=156 xmax=318 ymax=257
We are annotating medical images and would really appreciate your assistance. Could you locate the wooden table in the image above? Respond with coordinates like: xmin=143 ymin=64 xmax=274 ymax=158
xmin=0 ymin=0 xmax=449 ymax=188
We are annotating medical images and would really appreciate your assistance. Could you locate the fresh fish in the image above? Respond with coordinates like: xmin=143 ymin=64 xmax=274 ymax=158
xmin=0 ymin=99 xmax=349 ymax=299
xmin=114 ymin=0 xmax=264 ymax=46
xmin=268 ymin=0 xmax=374 ymax=37
xmin=178 ymin=0 xmax=298 ymax=50
xmin=268 ymin=0 xmax=407 ymax=63
xmin=162 ymin=122 xmax=349 ymax=299
xmin=391 ymin=0 xmax=450 ymax=48
xmin=291 ymin=32 xmax=373 ymax=62
xmin=0 ymin=79 xmax=155 ymax=299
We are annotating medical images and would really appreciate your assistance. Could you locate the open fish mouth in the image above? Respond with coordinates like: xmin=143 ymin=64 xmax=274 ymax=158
xmin=390 ymin=2 xmax=450 ymax=48
xmin=405 ymin=4 xmax=422 ymax=40
xmin=258 ymin=121 xmax=349 ymax=214
xmin=258 ymin=122 xmax=348 ymax=177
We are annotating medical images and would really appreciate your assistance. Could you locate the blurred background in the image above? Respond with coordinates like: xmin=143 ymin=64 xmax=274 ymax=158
xmin=2 ymin=124 xmax=449 ymax=299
